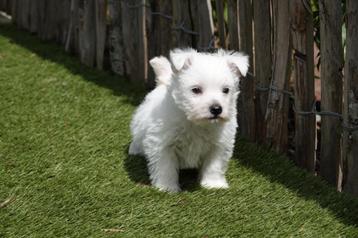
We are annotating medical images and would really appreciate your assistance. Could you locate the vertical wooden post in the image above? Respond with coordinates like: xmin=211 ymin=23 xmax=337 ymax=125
xmin=265 ymin=0 xmax=291 ymax=153
xmin=59 ymin=0 xmax=71 ymax=46
xmin=29 ymin=0 xmax=38 ymax=33
xmin=95 ymin=0 xmax=106 ymax=70
xmin=290 ymin=0 xmax=315 ymax=172
xmin=20 ymin=0 xmax=30 ymax=30
xmin=171 ymin=0 xmax=192 ymax=48
xmin=342 ymin=0 xmax=358 ymax=195
xmin=215 ymin=0 xmax=226 ymax=48
xmin=6 ymin=0 xmax=12 ymax=15
xmin=151 ymin=0 xmax=172 ymax=56
xmin=190 ymin=0 xmax=214 ymax=50
xmin=227 ymin=0 xmax=239 ymax=50
xmin=253 ymin=0 xmax=271 ymax=143
xmin=108 ymin=0 xmax=125 ymax=75
xmin=65 ymin=0 xmax=80 ymax=54
xmin=319 ymin=0 xmax=343 ymax=185
xmin=237 ymin=0 xmax=255 ymax=141
xmin=79 ymin=0 xmax=96 ymax=67
xmin=10 ymin=0 xmax=17 ymax=25
xmin=0 ymin=0 xmax=4 ymax=11
xmin=121 ymin=0 xmax=148 ymax=83
xmin=36 ymin=0 xmax=46 ymax=40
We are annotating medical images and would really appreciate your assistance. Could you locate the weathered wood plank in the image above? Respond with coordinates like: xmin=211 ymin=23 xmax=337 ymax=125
xmin=95 ymin=0 xmax=106 ymax=70
xmin=342 ymin=0 xmax=358 ymax=196
xmin=6 ymin=0 xmax=11 ymax=15
xmin=253 ymin=0 xmax=271 ymax=143
xmin=65 ymin=0 xmax=80 ymax=54
xmin=237 ymin=0 xmax=255 ymax=141
xmin=290 ymin=0 xmax=315 ymax=172
xmin=227 ymin=0 xmax=239 ymax=50
xmin=319 ymin=0 xmax=343 ymax=185
xmin=29 ymin=0 xmax=38 ymax=33
xmin=150 ymin=0 xmax=172 ymax=56
xmin=121 ymin=0 xmax=148 ymax=83
xmin=0 ymin=0 xmax=6 ymax=12
xmin=190 ymin=0 xmax=214 ymax=50
xmin=36 ymin=0 xmax=60 ymax=41
xmin=78 ymin=0 xmax=96 ymax=67
xmin=36 ymin=0 xmax=47 ymax=40
xmin=265 ymin=0 xmax=291 ymax=153
xmin=10 ymin=0 xmax=17 ymax=24
xmin=59 ymin=0 xmax=71 ymax=45
xmin=108 ymin=0 xmax=125 ymax=75
xmin=215 ymin=0 xmax=226 ymax=48
xmin=171 ymin=0 xmax=192 ymax=47
xmin=22 ymin=0 xmax=30 ymax=30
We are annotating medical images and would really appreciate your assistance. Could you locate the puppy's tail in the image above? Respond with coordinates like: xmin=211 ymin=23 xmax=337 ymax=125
xmin=149 ymin=56 xmax=173 ymax=87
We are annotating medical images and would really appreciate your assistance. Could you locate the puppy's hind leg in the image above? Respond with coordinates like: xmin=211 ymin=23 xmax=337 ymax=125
xmin=147 ymin=148 xmax=181 ymax=193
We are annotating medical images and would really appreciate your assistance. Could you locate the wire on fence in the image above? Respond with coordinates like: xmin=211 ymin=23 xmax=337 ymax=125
xmin=150 ymin=8 xmax=215 ymax=51
xmin=126 ymin=0 xmax=358 ymax=134
xmin=250 ymin=72 xmax=358 ymax=133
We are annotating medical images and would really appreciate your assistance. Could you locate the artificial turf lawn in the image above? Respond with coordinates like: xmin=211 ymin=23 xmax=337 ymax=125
xmin=0 ymin=23 xmax=358 ymax=238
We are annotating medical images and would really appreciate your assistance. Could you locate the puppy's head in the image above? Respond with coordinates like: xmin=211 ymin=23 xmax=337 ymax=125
xmin=169 ymin=48 xmax=249 ymax=124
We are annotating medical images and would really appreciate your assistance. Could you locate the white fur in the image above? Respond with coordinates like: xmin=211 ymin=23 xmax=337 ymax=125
xmin=129 ymin=48 xmax=249 ymax=192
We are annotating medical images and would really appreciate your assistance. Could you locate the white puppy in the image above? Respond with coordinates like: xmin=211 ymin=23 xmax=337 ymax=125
xmin=129 ymin=48 xmax=249 ymax=192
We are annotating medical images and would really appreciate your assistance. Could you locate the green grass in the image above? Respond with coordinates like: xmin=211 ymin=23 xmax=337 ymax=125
xmin=0 ymin=23 xmax=358 ymax=238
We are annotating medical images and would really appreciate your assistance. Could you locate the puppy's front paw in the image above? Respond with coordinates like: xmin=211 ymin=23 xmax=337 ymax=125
xmin=153 ymin=182 xmax=181 ymax=193
xmin=200 ymin=177 xmax=229 ymax=189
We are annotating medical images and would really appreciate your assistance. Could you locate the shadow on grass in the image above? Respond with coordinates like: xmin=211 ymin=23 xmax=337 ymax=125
xmin=235 ymin=140 xmax=358 ymax=227
xmin=2 ymin=22 xmax=357 ymax=227
xmin=0 ymin=23 xmax=145 ymax=106
xmin=123 ymin=144 xmax=201 ymax=192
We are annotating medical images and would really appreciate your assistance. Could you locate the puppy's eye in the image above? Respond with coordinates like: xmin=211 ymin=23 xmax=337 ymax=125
xmin=223 ymin=87 xmax=230 ymax=94
xmin=191 ymin=87 xmax=202 ymax=94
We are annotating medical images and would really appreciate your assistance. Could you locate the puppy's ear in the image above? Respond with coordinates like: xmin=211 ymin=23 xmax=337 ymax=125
xmin=170 ymin=48 xmax=196 ymax=71
xmin=149 ymin=56 xmax=172 ymax=86
xmin=224 ymin=51 xmax=249 ymax=77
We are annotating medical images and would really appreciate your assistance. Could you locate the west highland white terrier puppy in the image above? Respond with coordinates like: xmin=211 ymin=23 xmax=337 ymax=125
xmin=129 ymin=48 xmax=248 ymax=192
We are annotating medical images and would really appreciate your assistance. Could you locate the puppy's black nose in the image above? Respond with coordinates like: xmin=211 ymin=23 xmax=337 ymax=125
xmin=209 ymin=104 xmax=222 ymax=116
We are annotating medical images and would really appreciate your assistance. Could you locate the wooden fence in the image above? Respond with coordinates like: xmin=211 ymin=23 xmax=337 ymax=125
xmin=0 ymin=0 xmax=357 ymax=196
